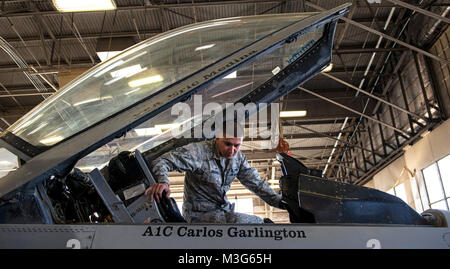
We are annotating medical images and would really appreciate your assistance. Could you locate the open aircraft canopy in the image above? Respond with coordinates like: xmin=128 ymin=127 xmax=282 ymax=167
xmin=0 ymin=4 xmax=350 ymax=199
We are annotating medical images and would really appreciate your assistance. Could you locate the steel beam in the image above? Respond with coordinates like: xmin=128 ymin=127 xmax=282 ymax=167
xmin=0 ymin=92 xmax=53 ymax=98
xmin=243 ymin=145 xmax=333 ymax=152
xmin=2 ymin=30 xmax=161 ymax=43
xmin=362 ymin=0 xmax=387 ymax=32
xmin=371 ymin=50 xmax=408 ymax=114
xmin=277 ymin=131 xmax=354 ymax=140
xmin=29 ymin=2 xmax=71 ymax=66
xmin=0 ymin=57 xmax=371 ymax=73
xmin=358 ymin=130 xmax=368 ymax=172
xmin=0 ymin=105 xmax=35 ymax=118
xmin=4 ymin=33 xmax=402 ymax=56
xmin=423 ymin=54 xmax=448 ymax=119
xmin=384 ymin=0 xmax=450 ymax=24
xmin=0 ymin=1 xmax=390 ymax=19
xmin=244 ymin=151 xmax=322 ymax=161
xmin=0 ymin=82 xmax=24 ymax=110
xmin=412 ymin=52 xmax=433 ymax=120
xmin=305 ymin=1 xmax=450 ymax=65
xmin=350 ymin=142 xmax=361 ymax=179
xmin=344 ymin=149 xmax=354 ymax=182
xmin=334 ymin=0 xmax=357 ymax=50
xmin=376 ymin=112 xmax=388 ymax=155
xmin=281 ymin=118 xmax=347 ymax=125
xmin=397 ymin=70 xmax=416 ymax=134
xmin=354 ymin=120 xmax=440 ymax=186
xmin=385 ymin=94 xmax=401 ymax=148
xmin=63 ymin=16 xmax=95 ymax=65
xmin=324 ymin=117 xmax=356 ymax=178
xmin=300 ymin=160 xmax=353 ymax=166
xmin=360 ymin=6 xmax=408 ymax=95
xmin=321 ymin=72 xmax=428 ymax=122
xmin=367 ymin=125 xmax=377 ymax=165
xmin=333 ymin=47 xmax=407 ymax=54
xmin=285 ymin=121 xmax=383 ymax=158
xmin=298 ymin=86 xmax=410 ymax=137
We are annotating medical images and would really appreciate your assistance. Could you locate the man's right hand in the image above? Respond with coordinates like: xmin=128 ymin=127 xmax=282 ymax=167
xmin=144 ymin=183 xmax=171 ymax=203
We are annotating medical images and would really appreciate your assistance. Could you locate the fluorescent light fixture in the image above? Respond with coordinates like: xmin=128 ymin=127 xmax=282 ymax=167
xmin=105 ymin=65 xmax=147 ymax=86
xmin=110 ymin=65 xmax=146 ymax=78
xmin=39 ymin=136 xmax=64 ymax=146
xmin=97 ymin=51 xmax=121 ymax=62
xmin=280 ymin=110 xmax=307 ymax=117
xmin=321 ymin=63 xmax=333 ymax=72
xmin=224 ymin=71 xmax=237 ymax=79
xmin=73 ymin=98 xmax=100 ymax=106
xmin=52 ymin=0 xmax=117 ymax=12
xmin=195 ymin=44 xmax=215 ymax=51
xmin=128 ymin=75 xmax=163 ymax=87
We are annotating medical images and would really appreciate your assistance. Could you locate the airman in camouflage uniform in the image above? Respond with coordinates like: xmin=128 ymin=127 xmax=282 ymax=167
xmin=147 ymin=138 xmax=284 ymax=224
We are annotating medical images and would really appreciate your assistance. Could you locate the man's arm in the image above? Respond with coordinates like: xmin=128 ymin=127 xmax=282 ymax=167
xmin=145 ymin=144 xmax=198 ymax=202
xmin=236 ymin=154 xmax=284 ymax=209
xmin=151 ymin=145 xmax=198 ymax=185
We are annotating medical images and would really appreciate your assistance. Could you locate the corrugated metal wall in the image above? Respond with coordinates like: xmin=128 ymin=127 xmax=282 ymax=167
xmin=429 ymin=27 xmax=450 ymax=118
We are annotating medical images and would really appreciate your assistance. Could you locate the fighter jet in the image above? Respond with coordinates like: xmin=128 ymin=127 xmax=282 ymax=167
xmin=0 ymin=3 xmax=449 ymax=249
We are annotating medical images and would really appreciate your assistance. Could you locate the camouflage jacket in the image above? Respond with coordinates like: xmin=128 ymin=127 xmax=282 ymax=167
xmin=151 ymin=140 xmax=282 ymax=220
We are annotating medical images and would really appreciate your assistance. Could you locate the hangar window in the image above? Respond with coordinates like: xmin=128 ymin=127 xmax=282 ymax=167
xmin=386 ymin=183 xmax=407 ymax=203
xmin=422 ymin=155 xmax=450 ymax=210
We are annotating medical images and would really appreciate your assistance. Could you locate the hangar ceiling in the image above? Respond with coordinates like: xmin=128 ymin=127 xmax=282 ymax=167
xmin=0 ymin=0 xmax=449 ymax=188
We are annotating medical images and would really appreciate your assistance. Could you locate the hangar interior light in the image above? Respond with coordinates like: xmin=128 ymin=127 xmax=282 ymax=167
xmin=280 ymin=110 xmax=307 ymax=117
xmin=52 ymin=0 xmax=117 ymax=12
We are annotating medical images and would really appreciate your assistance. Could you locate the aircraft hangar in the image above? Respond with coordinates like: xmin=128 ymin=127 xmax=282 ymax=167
xmin=0 ymin=0 xmax=449 ymax=250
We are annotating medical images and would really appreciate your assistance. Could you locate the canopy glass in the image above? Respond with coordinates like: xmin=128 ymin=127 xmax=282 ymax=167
xmin=7 ymin=13 xmax=321 ymax=148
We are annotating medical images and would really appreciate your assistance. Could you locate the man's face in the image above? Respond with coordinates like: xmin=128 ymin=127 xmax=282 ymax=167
xmin=216 ymin=137 xmax=243 ymax=159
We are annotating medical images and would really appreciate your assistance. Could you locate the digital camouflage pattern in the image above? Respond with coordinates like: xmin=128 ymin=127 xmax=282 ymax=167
xmin=151 ymin=140 xmax=282 ymax=223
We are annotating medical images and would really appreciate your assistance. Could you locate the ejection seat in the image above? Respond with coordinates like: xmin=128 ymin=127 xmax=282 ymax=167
xmin=91 ymin=149 xmax=186 ymax=223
